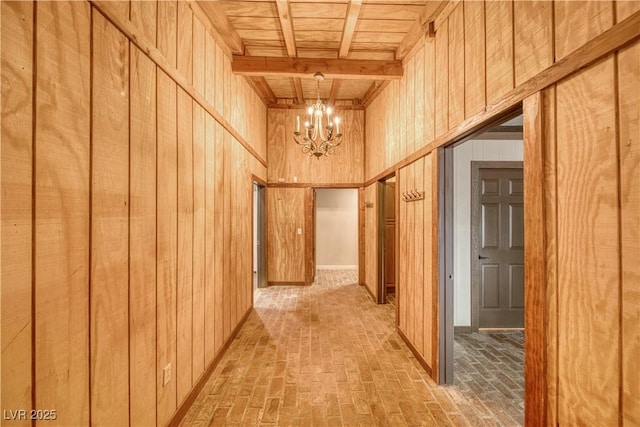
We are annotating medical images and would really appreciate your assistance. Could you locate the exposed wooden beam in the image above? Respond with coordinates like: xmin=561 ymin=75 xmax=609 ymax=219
xmin=396 ymin=1 xmax=447 ymax=61
xmin=232 ymin=56 xmax=403 ymax=79
xmin=339 ymin=0 xmax=363 ymax=58
xmin=362 ymin=80 xmax=390 ymax=106
xmin=249 ymin=76 xmax=276 ymax=104
xmin=275 ymin=0 xmax=297 ymax=57
xmin=293 ymin=77 xmax=304 ymax=104
xmin=197 ymin=0 xmax=244 ymax=55
xmin=329 ymin=80 xmax=342 ymax=104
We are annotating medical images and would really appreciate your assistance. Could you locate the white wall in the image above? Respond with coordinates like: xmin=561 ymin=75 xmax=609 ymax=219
xmin=453 ymin=139 xmax=523 ymax=326
xmin=315 ymin=189 xmax=359 ymax=268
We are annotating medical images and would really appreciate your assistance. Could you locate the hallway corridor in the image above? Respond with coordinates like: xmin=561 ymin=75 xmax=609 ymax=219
xmin=181 ymin=270 xmax=523 ymax=426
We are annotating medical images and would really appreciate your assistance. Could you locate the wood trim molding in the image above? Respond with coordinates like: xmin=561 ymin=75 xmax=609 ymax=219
xmin=275 ymin=0 xmax=297 ymax=57
xmin=248 ymin=76 xmax=276 ymax=105
xmin=397 ymin=327 xmax=432 ymax=377
xmin=168 ymin=307 xmax=253 ymax=427
xmin=195 ymin=0 xmax=244 ymax=54
xmin=339 ymin=0 xmax=362 ymax=58
xmin=89 ymin=1 xmax=268 ymax=168
xmin=362 ymin=80 xmax=390 ymax=107
xmin=364 ymin=9 xmax=640 ymax=185
xmin=231 ymin=56 xmax=403 ymax=80
xmin=522 ymin=92 xmax=547 ymax=427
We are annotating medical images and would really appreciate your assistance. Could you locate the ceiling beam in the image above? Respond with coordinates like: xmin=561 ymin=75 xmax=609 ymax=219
xmin=275 ymin=0 xmax=297 ymax=57
xmin=249 ymin=76 xmax=277 ymax=104
xmin=396 ymin=1 xmax=447 ymax=60
xmin=293 ymin=77 xmax=304 ymax=104
xmin=329 ymin=80 xmax=342 ymax=104
xmin=339 ymin=0 xmax=363 ymax=58
xmin=197 ymin=1 xmax=244 ymax=54
xmin=232 ymin=56 xmax=403 ymax=80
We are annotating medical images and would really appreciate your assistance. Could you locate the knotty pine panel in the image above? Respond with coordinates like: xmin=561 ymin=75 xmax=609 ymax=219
xmin=514 ymin=1 xmax=553 ymax=86
xmin=485 ymin=0 xmax=514 ymax=104
xmin=214 ymin=120 xmax=226 ymax=355
xmin=406 ymin=59 xmax=416 ymax=156
xmin=556 ymin=57 xmax=619 ymax=425
xmin=266 ymin=108 xmax=364 ymax=184
xmin=617 ymin=0 xmax=640 ymax=21
xmin=422 ymin=153 xmax=434 ymax=368
xmin=618 ymin=41 xmax=640 ymax=426
xmin=413 ymin=159 xmax=425 ymax=357
xmin=177 ymin=1 xmax=193 ymax=85
xmin=205 ymin=114 xmax=217 ymax=364
xmin=223 ymin=132 xmax=233 ymax=341
xmin=554 ymin=0 xmax=614 ymax=60
xmin=423 ymin=40 xmax=436 ymax=146
xmin=398 ymin=166 xmax=407 ymax=332
xmin=129 ymin=45 xmax=157 ymax=427
xmin=267 ymin=187 xmax=307 ymax=283
xmin=364 ymin=183 xmax=379 ymax=301
xmin=192 ymin=104 xmax=206 ymax=381
xmin=177 ymin=88 xmax=194 ymax=405
xmin=434 ymin=21 xmax=448 ymax=137
xmin=464 ymin=0 xmax=485 ymax=118
xmin=414 ymin=47 xmax=426 ymax=150
xmin=90 ymin=12 xmax=130 ymax=426
xmin=130 ymin=0 xmax=156 ymax=45
xmin=448 ymin=3 xmax=465 ymax=128
xmin=405 ymin=162 xmax=415 ymax=342
xmin=399 ymin=63 xmax=408 ymax=160
xmin=157 ymin=70 xmax=178 ymax=426
xmin=1 ymin=1 xmax=33 ymax=421
xmin=34 ymin=2 xmax=91 ymax=424
xmin=157 ymin=0 xmax=177 ymax=68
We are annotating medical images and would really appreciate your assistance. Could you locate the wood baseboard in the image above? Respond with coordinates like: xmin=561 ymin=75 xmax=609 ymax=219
xmin=397 ymin=327 xmax=432 ymax=377
xmin=267 ymin=281 xmax=308 ymax=286
xmin=168 ymin=307 xmax=252 ymax=427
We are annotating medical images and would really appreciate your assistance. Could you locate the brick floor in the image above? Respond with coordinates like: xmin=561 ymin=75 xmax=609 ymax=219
xmin=181 ymin=269 xmax=524 ymax=426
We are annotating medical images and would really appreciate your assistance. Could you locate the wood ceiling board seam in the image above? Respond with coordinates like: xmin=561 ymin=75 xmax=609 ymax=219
xmin=231 ymin=56 xmax=403 ymax=79
xmin=290 ymin=3 xmax=349 ymax=18
xmin=339 ymin=0 xmax=363 ymax=58
xmin=275 ymin=0 xmax=298 ymax=56
xmin=218 ymin=1 xmax=278 ymax=18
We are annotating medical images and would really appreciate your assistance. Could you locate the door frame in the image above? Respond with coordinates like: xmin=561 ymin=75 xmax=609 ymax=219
xmin=251 ymin=176 xmax=267 ymax=301
xmin=470 ymin=161 xmax=524 ymax=331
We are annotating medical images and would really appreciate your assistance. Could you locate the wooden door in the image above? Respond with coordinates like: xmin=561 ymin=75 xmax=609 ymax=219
xmin=257 ymin=184 xmax=267 ymax=288
xmin=472 ymin=164 xmax=524 ymax=329
xmin=384 ymin=182 xmax=396 ymax=289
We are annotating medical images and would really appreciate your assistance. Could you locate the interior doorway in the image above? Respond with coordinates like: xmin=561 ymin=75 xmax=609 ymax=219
xmin=253 ymin=181 xmax=266 ymax=293
xmin=314 ymin=188 xmax=359 ymax=278
xmin=439 ymin=111 xmax=525 ymax=409
xmin=379 ymin=176 xmax=396 ymax=304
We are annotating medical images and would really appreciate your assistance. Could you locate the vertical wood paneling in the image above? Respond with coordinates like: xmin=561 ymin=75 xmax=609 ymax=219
xmin=398 ymin=166 xmax=407 ymax=331
xmin=223 ymin=132 xmax=233 ymax=341
xmin=192 ymin=16 xmax=205 ymax=98
xmin=1 ymin=1 xmax=33 ymax=420
xmin=485 ymin=0 xmax=513 ymax=104
xmin=406 ymin=164 xmax=415 ymax=341
xmin=556 ymin=57 xmax=619 ymax=425
xmin=618 ymin=41 xmax=640 ymax=426
xmin=423 ymin=41 xmax=435 ymax=144
xmin=215 ymin=44 xmax=224 ymax=114
xmin=435 ymin=21 xmax=448 ymax=136
xmin=230 ymin=140 xmax=239 ymax=327
xmin=34 ymin=2 xmax=91 ymax=424
xmin=399 ymin=64 xmax=408 ymax=159
xmin=267 ymin=187 xmax=306 ymax=283
xmin=413 ymin=160 xmax=425 ymax=356
xmin=130 ymin=0 xmax=156 ymax=45
xmin=554 ymin=1 xmax=614 ymax=60
xmin=129 ymin=45 xmax=157 ymax=427
xmin=177 ymin=88 xmax=193 ymax=405
xmin=364 ymin=183 xmax=378 ymax=301
xmin=542 ymin=86 xmax=558 ymax=426
xmin=214 ymin=121 xmax=225 ymax=355
xmin=406 ymin=60 xmax=416 ymax=156
xmin=157 ymin=1 xmax=177 ymax=68
xmin=177 ymin=1 xmax=193 ymax=85
xmin=514 ymin=1 xmax=553 ymax=86
xmin=414 ymin=48 xmax=425 ymax=150
xmin=156 ymin=70 xmax=178 ymax=426
xmin=192 ymin=104 xmax=206 ymax=381
xmin=422 ymin=154 xmax=433 ymax=367
xmin=617 ymin=1 xmax=640 ymax=21
xmin=204 ymin=31 xmax=215 ymax=106
xmin=448 ymin=3 xmax=465 ymax=128
xmin=464 ymin=0 xmax=485 ymax=118
xmin=205 ymin=114 xmax=216 ymax=364
xmin=91 ymin=12 xmax=130 ymax=426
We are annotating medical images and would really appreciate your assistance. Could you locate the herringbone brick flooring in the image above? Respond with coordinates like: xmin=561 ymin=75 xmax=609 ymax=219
xmin=180 ymin=269 xmax=524 ymax=426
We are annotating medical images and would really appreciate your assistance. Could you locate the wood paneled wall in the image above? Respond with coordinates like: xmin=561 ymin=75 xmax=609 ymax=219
xmin=267 ymin=108 xmax=364 ymax=184
xmin=0 ymin=1 xmax=267 ymax=425
xmin=396 ymin=155 xmax=437 ymax=375
xmin=532 ymin=41 xmax=639 ymax=425
xmin=365 ymin=0 xmax=627 ymax=181
xmin=363 ymin=183 xmax=379 ymax=301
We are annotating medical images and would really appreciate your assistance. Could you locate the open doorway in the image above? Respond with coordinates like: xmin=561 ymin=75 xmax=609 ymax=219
xmin=253 ymin=180 xmax=266 ymax=295
xmin=379 ymin=176 xmax=396 ymax=304
xmin=439 ymin=112 xmax=525 ymax=424
xmin=314 ymin=188 xmax=359 ymax=284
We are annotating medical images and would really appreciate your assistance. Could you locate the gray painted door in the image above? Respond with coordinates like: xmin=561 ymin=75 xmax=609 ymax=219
xmin=473 ymin=167 xmax=524 ymax=328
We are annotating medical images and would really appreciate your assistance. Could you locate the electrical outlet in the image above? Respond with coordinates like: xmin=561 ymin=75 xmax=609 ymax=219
xmin=163 ymin=364 xmax=171 ymax=387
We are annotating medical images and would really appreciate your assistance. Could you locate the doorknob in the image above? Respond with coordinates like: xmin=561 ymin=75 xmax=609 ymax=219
xmin=478 ymin=255 xmax=490 ymax=260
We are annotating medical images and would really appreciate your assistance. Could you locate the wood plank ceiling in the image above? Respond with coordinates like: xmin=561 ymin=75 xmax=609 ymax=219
xmin=198 ymin=0 xmax=446 ymax=107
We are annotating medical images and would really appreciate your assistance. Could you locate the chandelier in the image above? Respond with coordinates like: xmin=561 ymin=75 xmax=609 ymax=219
xmin=293 ymin=72 xmax=343 ymax=158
